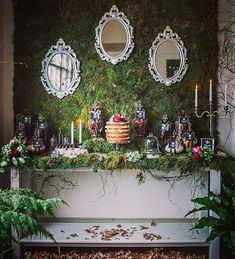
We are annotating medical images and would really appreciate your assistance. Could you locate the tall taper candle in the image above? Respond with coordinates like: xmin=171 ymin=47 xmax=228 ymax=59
xmin=209 ymin=80 xmax=212 ymax=103
xmin=79 ymin=119 xmax=82 ymax=144
xmin=195 ymin=84 xmax=198 ymax=107
xmin=71 ymin=121 xmax=74 ymax=145
xmin=225 ymin=84 xmax=228 ymax=106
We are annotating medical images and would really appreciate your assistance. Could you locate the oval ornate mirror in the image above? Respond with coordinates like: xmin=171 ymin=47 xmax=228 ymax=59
xmin=149 ymin=26 xmax=188 ymax=86
xmin=41 ymin=38 xmax=81 ymax=98
xmin=95 ymin=5 xmax=134 ymax=65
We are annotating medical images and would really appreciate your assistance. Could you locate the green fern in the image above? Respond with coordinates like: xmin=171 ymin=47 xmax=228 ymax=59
xmin=0 ymin=188 xmax=63 ymax=256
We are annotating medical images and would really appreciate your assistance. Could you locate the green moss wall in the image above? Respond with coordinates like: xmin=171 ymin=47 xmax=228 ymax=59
xmin=13 ymin=0 xmax=218 ymax=140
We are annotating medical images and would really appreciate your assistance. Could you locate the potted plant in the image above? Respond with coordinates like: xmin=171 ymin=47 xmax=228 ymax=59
xmin=185 ymin=169 xmax=235 ymax=256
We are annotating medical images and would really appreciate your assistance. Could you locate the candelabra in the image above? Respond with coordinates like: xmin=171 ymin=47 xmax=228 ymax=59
xmin=194 ymin=80 xmax=228 ymax=137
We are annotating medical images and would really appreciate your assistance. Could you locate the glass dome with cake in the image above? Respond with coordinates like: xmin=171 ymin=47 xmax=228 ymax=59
xmin=105 ymin=113 xmax=130 ymax=144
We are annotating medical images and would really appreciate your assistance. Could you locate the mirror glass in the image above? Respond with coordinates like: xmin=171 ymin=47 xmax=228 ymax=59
xmin=155 ymin=41 xmax=181 ymax=78
xmin=47 ymin=53 xmax=74 ymax=91
xmin=95 ymin=5 xmax=134 ymax=65
xmin=41 ymin=38 xmax=81 ymax=98
xmin=148 ymin=26 xmax=188 ymax=86
xmin=101 ymin=19 xmax=127 ymax=57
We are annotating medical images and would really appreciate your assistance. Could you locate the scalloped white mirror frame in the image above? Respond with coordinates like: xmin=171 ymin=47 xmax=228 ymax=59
xmin=95 ymin=5 xmax=134 ymax=65
xmin=41 ymin=38 xmax=81 ymax=99
xmin=148 ymin=26 xmax=188 ymax=86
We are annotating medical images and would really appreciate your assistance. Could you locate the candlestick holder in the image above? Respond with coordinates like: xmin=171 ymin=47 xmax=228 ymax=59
xmin=195 ymin=104 xmax=228 ymax=137
xmin=194 ymin=80 xmax=229 ymax=138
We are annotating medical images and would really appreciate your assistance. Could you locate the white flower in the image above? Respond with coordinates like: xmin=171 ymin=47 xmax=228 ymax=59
xmin=0 ymin=161 xmax=8 ymax=167
xmin=19 ymin=157 xmax=25 ymax=164
xmin=12 ymin=157 xmax=18 ymax=166
xmin=126 ymin=151 xmax=143 ymax=163
xmin=9 ymin=139 xmax=17 ymax=145
xmin=17 ymin=146 xmax=23 ymax=152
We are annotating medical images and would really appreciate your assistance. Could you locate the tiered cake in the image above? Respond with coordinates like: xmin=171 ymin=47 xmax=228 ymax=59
xmin=105 ymin=114 xmax=130 ymax=144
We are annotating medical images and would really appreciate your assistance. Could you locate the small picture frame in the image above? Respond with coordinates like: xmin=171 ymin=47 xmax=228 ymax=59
xmin=201 ymin=138 xmax=215 ymax=152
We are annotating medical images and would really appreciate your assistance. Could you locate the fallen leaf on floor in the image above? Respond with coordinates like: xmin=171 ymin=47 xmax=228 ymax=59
xmin=100 ymin=227 xmax=134 ymax=241
xmin=140 ymin=225 xmax=149 ymax=230
xmin=143 ymin=232 xmax=162 ymax=241
xmin=24 ymin=248 xmax=206 ymax=259
xmin=70 ymin=233 xmax=79 ymax=237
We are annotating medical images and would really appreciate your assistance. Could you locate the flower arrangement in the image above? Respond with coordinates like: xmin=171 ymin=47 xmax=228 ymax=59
xmin=126 ymin=151 xmax=143 ymax=163
xmin=110 ymin=113 xmax=128 ymax=123
xmin=0 ymin=138 xmax=28 ymax=173
xmin=191 ymin=146 xmax=214 ymax=161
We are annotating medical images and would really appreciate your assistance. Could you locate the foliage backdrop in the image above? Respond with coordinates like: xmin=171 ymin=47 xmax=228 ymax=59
xmin=13 ymin=0 xmax=218 ymax=141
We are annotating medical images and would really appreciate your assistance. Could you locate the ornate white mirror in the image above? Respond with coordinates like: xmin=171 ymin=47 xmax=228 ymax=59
xmin=149 ymin=26 xmax=188 ymax=86
xmin=41 ymin=38 xmax=81 ymax=98
xmin=95 ymin=5 xmax=134 ymax=65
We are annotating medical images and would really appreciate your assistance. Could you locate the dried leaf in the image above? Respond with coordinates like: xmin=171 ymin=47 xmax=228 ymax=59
xmin=140 ymin=225 xmax=149 ymax=230
xmin=24 ymin=248 xmax=206 ymax=259
xmin=143 ymin=232 xmax=162 ymax=241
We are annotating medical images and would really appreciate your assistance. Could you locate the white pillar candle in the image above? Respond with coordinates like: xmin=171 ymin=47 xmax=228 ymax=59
xmin=79 ymin=119 xmax=82 ymax=144
xmin=224 ymin=84 xmax=228 ymax=106
xmin=71 ymin=121 xmax=74 ymax=145
xmin=209 ymin=79 xmax=212 ymax=103
xmin=195 ymin=84 xmax=198 ymax=107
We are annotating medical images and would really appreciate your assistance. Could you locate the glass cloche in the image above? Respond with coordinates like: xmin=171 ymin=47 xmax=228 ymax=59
xmin=145 ymin=132 xmax=161 ymax=158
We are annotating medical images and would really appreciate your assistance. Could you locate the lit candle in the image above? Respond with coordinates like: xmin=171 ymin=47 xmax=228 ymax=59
xmin=71 ymin=121 xmax=74 ymax=145
xmin=79 ymin=119 xmax=82 ymax=144
xmin=195 ymin=84 xmax=198 ymax=107
xmin=225 ymin=84 xmax=228 ymax=106
xmin=209 ymin=79 xmax=212 ymax=103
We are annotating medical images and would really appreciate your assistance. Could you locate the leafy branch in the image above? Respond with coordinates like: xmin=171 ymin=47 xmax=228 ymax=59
xmin=0 ymin=188 xmax=64 ymax=256
xmin=185 ymin=169 xmax=235 ymax=255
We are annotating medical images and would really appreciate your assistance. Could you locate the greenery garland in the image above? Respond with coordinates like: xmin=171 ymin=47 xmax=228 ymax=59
xmin=1 ymin=138 xmax=234 ymax=185
xmin=28 ymin=150 xmax=233 ymax=180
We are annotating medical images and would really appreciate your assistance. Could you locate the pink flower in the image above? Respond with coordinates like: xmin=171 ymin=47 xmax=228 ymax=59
xmin=192 ymin=146 xmax=202 ymax=160
xmin=113 ymin=114 xmax=120 ymax=122
xmin=193 ymin=153 xmax=201 ymax=160
xmin=111 ymin=113 xmax=128 ymax=123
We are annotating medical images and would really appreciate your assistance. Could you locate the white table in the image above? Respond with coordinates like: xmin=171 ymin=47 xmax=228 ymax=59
xmin=11 ymin=167 xmax=221 ymax=259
